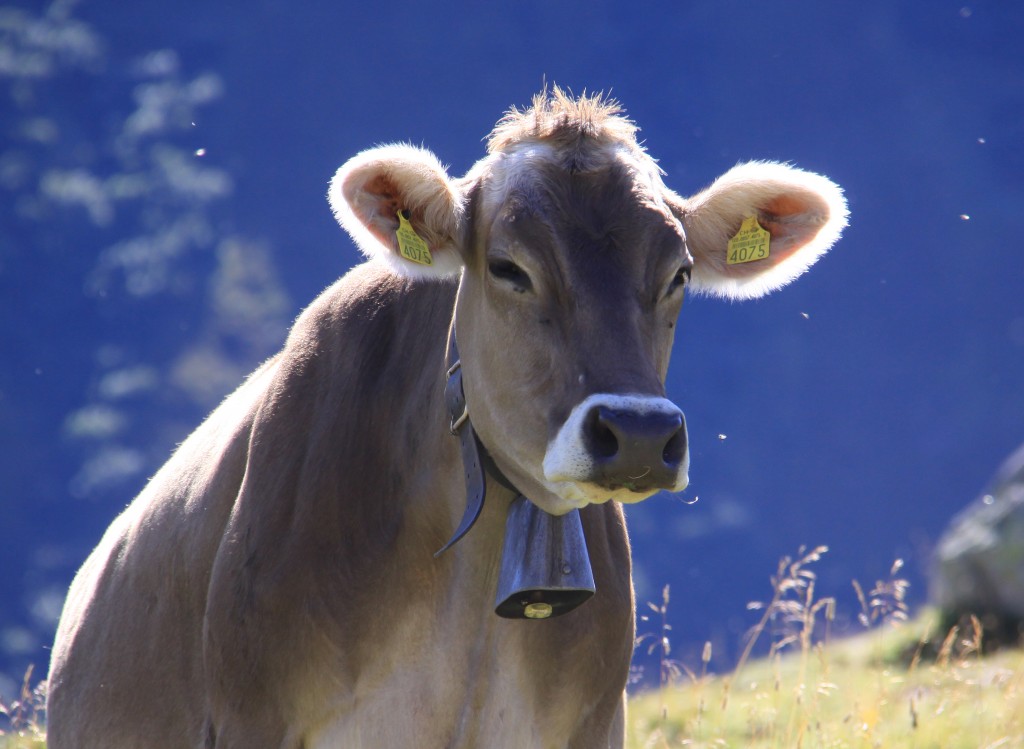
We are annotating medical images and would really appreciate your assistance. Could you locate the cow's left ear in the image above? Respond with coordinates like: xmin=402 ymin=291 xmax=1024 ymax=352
xmin=666 ymin=162 xmax=848 ymax=300
xmin=329 ymin=144 xmax=465 ymax=278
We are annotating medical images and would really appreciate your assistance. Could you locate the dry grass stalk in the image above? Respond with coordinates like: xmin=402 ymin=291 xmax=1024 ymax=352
xmin=0 ymin=666 xmax=47 ymax=744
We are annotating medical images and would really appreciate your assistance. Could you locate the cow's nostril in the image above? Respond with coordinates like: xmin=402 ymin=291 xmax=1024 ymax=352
xmin=663 ymin=428 xmax=686 ymax=467
xmin=583 ymin=406 xmax=619 ymax=459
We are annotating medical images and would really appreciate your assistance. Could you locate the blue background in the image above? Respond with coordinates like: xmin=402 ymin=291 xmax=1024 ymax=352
xmin=2 ymin=0 xmax=1022 ymax=697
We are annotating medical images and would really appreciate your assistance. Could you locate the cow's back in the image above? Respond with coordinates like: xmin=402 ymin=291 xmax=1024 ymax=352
xmin=47 ymin=352 xmax=278 ymax=748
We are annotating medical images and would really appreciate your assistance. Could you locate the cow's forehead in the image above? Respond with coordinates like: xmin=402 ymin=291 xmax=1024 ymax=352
xmin=473 ymin=141 xmax=669 ymax=227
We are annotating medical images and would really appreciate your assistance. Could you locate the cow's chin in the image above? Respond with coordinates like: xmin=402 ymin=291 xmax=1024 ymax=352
xmin=534 ymin=479 xmax=677 ymax=515
xmin=490 ymin=453 xmax=688 ymax=516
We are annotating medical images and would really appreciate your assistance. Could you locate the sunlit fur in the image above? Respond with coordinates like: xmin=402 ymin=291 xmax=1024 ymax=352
xmin=672 ymin=160 xmax=849 ymax=299
xmin=329 ymin=143 xmax=465 ymax=278
xmin=487 ymin=87 xmax=640 ymax=163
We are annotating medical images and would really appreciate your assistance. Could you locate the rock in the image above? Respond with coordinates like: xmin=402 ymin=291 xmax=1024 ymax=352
xmin=930 ymin=443 xmax=1024 ymax=643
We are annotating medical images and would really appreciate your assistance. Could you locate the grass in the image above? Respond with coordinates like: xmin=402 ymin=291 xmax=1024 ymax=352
xmin=4 ymin=548 xmax=1022 ymax=748
xmin=0 ymin=665 xmax=45 ymax=749
xmin=627 ymin=548 xmax=1024 ymax=748
xmin=628 ymin=615 xmax=1024 ymax=748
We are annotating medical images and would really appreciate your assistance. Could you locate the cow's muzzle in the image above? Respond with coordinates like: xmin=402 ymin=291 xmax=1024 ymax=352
xmin=543 ymin=394 xmax=689 ymax=497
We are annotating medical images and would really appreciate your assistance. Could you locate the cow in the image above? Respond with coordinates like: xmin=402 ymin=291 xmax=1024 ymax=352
xmin=47 ymin=89 xmax=847 ymax=748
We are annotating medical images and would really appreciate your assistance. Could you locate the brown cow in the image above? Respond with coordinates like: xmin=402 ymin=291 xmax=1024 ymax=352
xmin=47 ymin=89 xmax=847 ymax=748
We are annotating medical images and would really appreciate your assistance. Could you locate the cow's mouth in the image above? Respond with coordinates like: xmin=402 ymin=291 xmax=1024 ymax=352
xmin=544 ymin=478 xmax=667 ymax=508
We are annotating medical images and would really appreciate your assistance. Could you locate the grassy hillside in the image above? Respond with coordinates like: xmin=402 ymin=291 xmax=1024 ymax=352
xmin=626 ymin=548 xmax=1024 ymax=748
xmin=626 ymin=615 xmax=1024 ymax=748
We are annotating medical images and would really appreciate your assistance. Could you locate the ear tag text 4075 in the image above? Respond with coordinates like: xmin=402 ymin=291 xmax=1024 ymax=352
xmin=727 ymin=216 xmax=770 ymax=265
xmin=396 ymin=210 xmax=433 ymax=266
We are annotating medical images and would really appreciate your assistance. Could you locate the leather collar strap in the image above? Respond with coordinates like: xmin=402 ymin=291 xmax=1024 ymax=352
xmin=435 ymin=329 xmax=597 ymax=619
xmin=435 ymin=332 xmax=516 ymax=557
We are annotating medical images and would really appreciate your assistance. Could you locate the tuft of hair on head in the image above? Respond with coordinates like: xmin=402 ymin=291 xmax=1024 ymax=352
xmin=486 ymin=85 xmax=640 ymax=155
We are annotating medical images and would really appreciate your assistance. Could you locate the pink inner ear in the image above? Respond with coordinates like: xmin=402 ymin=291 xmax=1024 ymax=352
xmin=755 ymin=191 xmax=828 ymax=266
xmin=763 ymin=193 xmax=811 ymax=218
xmin=360 ymin=174 xmax=431 ymax=235
xmin=715 ymin=191 xmax=829 ymax=280
xmin=355 ymin=173 xmax=415 ymax=250
xmin=364 ymin=175 xmax=402 ymax=218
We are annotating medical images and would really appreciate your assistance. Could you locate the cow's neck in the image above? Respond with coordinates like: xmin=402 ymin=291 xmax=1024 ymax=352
xmin=438 ymin=329 xmax=597 ymax=619
xmin=287 ymin=268 xmax=634 ymax=741
xmin=341 ymin=274 xmax=516 ymax=590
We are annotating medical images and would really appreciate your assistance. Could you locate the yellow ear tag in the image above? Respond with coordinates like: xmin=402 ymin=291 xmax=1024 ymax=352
xmin=395 ymin=210 xmax=433 ymax=266
xmin=726 ymin=216 xmax=770 ymax=265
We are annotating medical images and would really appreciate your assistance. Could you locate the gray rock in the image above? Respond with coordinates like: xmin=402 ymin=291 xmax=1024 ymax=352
xmin=931 ymin=443 xmax=1024 ymax=633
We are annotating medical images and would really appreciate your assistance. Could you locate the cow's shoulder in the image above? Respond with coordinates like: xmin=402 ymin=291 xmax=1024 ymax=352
xmin=283 ymin=260 xmax=457 ymax=365
xmin=208 ymin=259 xmax=460 ymax=586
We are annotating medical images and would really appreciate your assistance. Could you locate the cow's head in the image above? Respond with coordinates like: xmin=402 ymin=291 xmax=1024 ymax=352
xmin=330 ymin=90 xmax=847 ymax=516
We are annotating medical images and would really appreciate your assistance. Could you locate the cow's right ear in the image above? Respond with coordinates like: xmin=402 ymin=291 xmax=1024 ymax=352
xmin=329 ymin=144 xmax=466 ymax=278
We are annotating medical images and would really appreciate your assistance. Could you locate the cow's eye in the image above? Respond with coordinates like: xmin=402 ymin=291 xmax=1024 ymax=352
xmin=488 ymin=259 xmax=533 ymax=293
xmin=666 ymin=266 xmax=691 ymax=296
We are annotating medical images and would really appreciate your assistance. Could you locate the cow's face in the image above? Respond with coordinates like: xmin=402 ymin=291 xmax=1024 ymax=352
xmin=330 ymin=100 xmax=846 ymax=516
xmin=451 ymin=143 xmax=691 ymax=514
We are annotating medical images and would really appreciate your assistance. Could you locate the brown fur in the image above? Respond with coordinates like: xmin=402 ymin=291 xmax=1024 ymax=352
xmin=47 ymin=266 xmax=635 ymax=748
xmin=487 ymin=88 xmax=641 ymax=169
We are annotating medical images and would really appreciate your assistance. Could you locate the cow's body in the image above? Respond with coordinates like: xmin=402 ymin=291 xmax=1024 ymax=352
xmin=48 ymin=90 xmax=847 ymax=748
xmin=50 ymin=267 xmax=632 ymax=747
